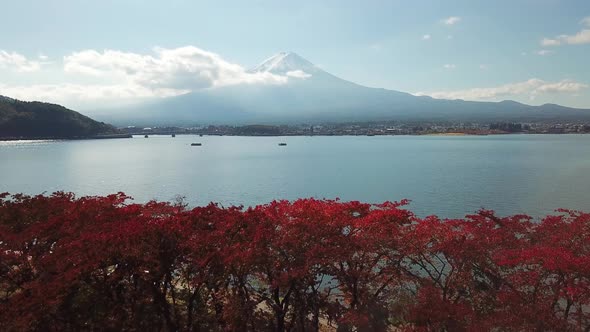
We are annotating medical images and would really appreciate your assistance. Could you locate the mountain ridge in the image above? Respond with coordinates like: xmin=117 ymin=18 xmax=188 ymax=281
xmin=90 ymin=52 xmax=590 ymax=126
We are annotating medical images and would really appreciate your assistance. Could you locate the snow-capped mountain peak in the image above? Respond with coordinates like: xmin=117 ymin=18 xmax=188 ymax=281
xmin=250 ymin=52 xmax=319 ymax=75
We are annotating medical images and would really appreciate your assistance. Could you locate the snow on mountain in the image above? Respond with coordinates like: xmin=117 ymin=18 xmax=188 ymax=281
xmin=250 ymin=52 xmax=318 ymax=78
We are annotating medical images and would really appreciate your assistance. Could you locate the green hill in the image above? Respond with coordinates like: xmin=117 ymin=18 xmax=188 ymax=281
xmin=0 ymin=96 xmax=116 ymax=139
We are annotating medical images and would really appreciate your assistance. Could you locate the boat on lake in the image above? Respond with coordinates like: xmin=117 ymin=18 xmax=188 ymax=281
xmin=191 ymin=143 xmax=202 ymax=146
xmin=278 ymin=143 xmax=287 ymax=146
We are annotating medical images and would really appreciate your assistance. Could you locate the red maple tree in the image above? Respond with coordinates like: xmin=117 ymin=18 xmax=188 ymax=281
xmin=1 ymin=192 xmax=589 ymax=331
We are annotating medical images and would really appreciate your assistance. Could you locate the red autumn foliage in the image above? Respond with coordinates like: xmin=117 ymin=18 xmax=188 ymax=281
xmin=1 ymin=192 xmax=590 ymax=331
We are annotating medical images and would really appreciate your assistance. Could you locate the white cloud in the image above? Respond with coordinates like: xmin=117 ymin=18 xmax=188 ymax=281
xmin=442 ymin=16 xmax=461 ymax=25
xmin=562 ymin=29 xmax=590 ymax=44
xmin=422 ymin=34 xmax=431 ymax=40
xmin=536 ymin=49 xmax=554 ymax=56
xmin=415 ymin=79 xmax=588 ymax=101
xmin=541 ymin=17 xmax=590 ymax=46
xmin=443 ymin=64 xmax=456 ymax=69
xmin=0 ymin=50 xmax=42 ymax=72
xmin=542 ymin=30 xmax=590 ymax=46
xmin=285 ymin=70 xmax=311 ymax=79
xmin=541 ymin=38 xmax=561 ymax=46
xmin=1 ymin=46 xmax=293 ymax=107
xmin=0 ymin=83 xmax=183 ymax=106
xmin=63 ymin=46 xmax=287 ymax=91
xmin=536 ymin=80 xmax=589 ymax=93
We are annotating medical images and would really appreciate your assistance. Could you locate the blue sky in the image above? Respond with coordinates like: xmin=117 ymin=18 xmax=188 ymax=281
xmin=0 ymin=0 xmax=589 ymax=110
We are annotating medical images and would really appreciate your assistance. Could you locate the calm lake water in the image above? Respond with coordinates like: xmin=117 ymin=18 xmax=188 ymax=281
xmin=1 ymin=134 xmax=589 ymax=218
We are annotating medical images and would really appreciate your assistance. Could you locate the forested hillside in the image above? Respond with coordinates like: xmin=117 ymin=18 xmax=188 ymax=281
xmin=0 ymin=96 xmax=115 ymax=138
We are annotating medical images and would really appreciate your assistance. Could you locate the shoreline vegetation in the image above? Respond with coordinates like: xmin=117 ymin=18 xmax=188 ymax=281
xmin=1 ymin=192 xmax=589 ymax=331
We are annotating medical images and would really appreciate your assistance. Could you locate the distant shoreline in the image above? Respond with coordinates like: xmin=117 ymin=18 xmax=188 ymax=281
xmin=425 ymin=132 xmax=469 ymax=136
xmin=3 ymin=132 xmax=589 ymax=142
xmin=0 ymin=134 xmax=132 ymax=141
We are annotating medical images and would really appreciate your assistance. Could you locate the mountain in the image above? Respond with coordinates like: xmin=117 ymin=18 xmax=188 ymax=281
xmin=93 ymin=52 xmax=590 ymax=125
xmin=0 ymin=96 xmax=116 ymax=139
xmin=250 ymin=52 xmax=320 ymax=74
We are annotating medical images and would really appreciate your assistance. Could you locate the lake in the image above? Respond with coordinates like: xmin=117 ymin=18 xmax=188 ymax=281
xmin=1 ymin=134 xmax=589 ymax=218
